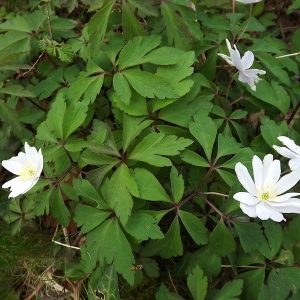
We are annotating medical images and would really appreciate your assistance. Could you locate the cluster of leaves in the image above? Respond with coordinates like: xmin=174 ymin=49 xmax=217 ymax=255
xmin=1 ymin=0 xmax=300 ymax=299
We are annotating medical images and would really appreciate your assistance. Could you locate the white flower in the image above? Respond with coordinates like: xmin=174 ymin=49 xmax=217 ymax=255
xmin=273 ymin=136 xmax=300 ymax=171
xmin=218 ymin=39 xmax=266 ymax=91
xmin=233 ymin=154 xmax=300 ymax=222
xmin=236 ymin=0 xmax=262 ymax=3
xmin=1 ymin=142 xmax=43 ymax=198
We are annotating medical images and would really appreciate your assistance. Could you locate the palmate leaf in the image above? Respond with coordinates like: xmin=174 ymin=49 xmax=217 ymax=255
xmin=122 ymin=1 xmax=147 ymax=40
xmin=124 ymin=212 xmax=164 ymax=241
xmin=108 ymin=164 xmax=139 ymax=225
xmin=97 ymin=264 xmax=121 ymax=300
xmin=170 ymin=167 xmax=184 ymax=203
xmin=216 ymin=134 xmax=242 ymax=160
xmin=156 ymin=285 xmax=185 ymax=300
xmin=213 ymin=280 xmax=243 ymax=300
xmin=87 ymin=219 xmax=135 ymax=285
xmin=123 ymin=69 xmax=178 ymax=99
xmin=0 ymin=85 xmax=35 ymax=98
xmin=179 ymin=210 xmax=208 ymax=245
xmin=46 ymin=94 xmax=88 ymax=139
xmin=156 ymin=51 xmax=195 ymax=96
xmin=117 ymin=35 xmax=161 ymax=69
xmin=187 ymin=266 xmax=207 ymax=300
xmin=87 ymin=0 xmax=116 ymax=57
xmin=113 ymin=72 xmax=132 ymax=105
xmin=128 ymin=132 xmax=193 ymax=167
xmin=209 ymin=220 xmax=236 ymax=257
xmin=51 ymin=188 xmax=70 ymax=228
xmin=128 ymin=0 xmax=158 ymax=16
xmin=161 ymin=2 xmax=194 ymax=50
xmin=189 ymin=110 xmax=217 ymax=160
xmin=131 ymin=168 xmax=172 ymax=202
xmin=122 ymin=114 xmax=153 ymax=152
xmin=73 ymin=204 xmax=110 ymax=233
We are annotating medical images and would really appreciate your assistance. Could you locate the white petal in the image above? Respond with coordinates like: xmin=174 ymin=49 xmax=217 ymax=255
xmin=277 ymin=136 xmax=300 ymax=154
xmin=241 ymin=51 xmax=254 ymax=70
xmin=274 ymin=193 xmax=300 ymax=202
xmin=252 ymin=155 xmax=263 ymax=190
xmin=235 ymin=162 xmax=257 ymax=196
xmin=273 ymin=146 xmax=299 ymax=159
xmin=263 ymin=159 xmax=281 ymax=187
xmin=233 ymin=192 xmax=259 ymax=205
xmin=36 ymin=149 xmax=43 ymax=176
xmin=2 ymin=177 xmax=35 ymax=198
xmin=218 ymin=54 xmax=235 ymax=66
xmin=262 ymin=154 xmax=273 ymax=182
xmin=256 ymin=202 xmax=285 ymax=222
xmin=1 ymin=160 xmax=24 ymax=175
xmin=268 ymin=198 xmax=300 ymax=213
xmin=231 ymin=45 xmax=243 ymax=71
xmin=243 ymin=69 xmax=266 ymax=76
xmin=289 ymin=158 xmax=300 ymax=171
xmin=238 ymin=71 xmax=256 ymax=90
xmin=275 ymin=168 xmax=300 ymax=195
xmin=240 ymin=203 xmax=258 ymax=217
xmin=25 ymin=142 xmax=39 ymax=168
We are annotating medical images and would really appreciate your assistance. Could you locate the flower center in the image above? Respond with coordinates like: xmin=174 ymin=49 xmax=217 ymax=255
xmin=258 ymin=185 xmax=276 ymax=202
xmin=18 ymin=164 xmax=36 ymax=181
xmin=261 ymin=192 xmax=270 ymax=200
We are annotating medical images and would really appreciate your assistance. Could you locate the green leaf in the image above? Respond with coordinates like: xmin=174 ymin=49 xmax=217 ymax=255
xmin=131 ymin=168 xmax=172 ymax=202
xmin=62 ymin=101 xmax=88 ymax=139
xmin=108 ymin=164 xmax=139 ymax=225
xmin=97 ymin=264 xmax=121 ymax=300
xmin=118 ymin=35 xmax=161 ymax=69
xmin=156 ymin=284 xmax=185 ymax=300
xmin=249 ymin=80 xmax=290 ymax=114
xmin=234 ymin=222 xmax=264 ymax=253
xmin=46 ymin=95 xmax=66 ymax=139
xmin=68 ymin=74 xmax=104 ymax=103
xmin=140 ymin=47 xmax=187 ymax=65
xmin=128 ymin=132 xmax=193 ymax=167
xmin=260 ymin=116 xmax=289 ymax=149
xmin=157 ymin=52 xmax=195 ymax=96
xmin=179 ymin=210 xmax=208 ymax=245
xmin=128 ymin=0 xmax=158 ymax=16
xmin=74 ymin=205 xmax=110 ymax=233
xmin=187 ymin=266 xmax=207 ymax=300
xmin=216 ymin=169 xmax=237 ymax=186
xmin=0 ymin=85 xmax=35 ymax=97
xmin=237 ymin=268 xmax=265 ymax=300
xmin=87 ymin=219 xmax=135 ymax=285
xmin=209 ymin=220 xmax=236 ymax=257
xmin=158 ymin=217 xmax=183 ymax=258
xmin=170 ymin=167 xmax=184 ymax=203
xmin=0 ymin=100 xmax=23 ymax=138
xmin=216 ymin=134 xmax=242 ymax=159
xmin=124 ymin=212 xmax=164 ymax=241
xmin=32 ymin=188 xmax=53 ymax=216
xmin=180 ymin=150 xmax=210 ymax=167
xmin=123 ymin=69 xmax=178 ymax=99
xmin=73 ymin=178 xmax=108 ymax=209
xmin=87 ymin=0 xmax=116 ymax=57
xmin=221 ymin=148 xmax=254 ymax=169
xmin=259 ymin=220 xmax=282 ymax=260
xmin=110 ymin=90 xmax=148 ymax=116
xmin=161 ymin=2 xmax=194 ymax=50
xmin=189 ymin=110 xmax=217 ymax=160
xmin=213 ymin=280 xmax=243 ymax=300
xmin=122 ymin=2 xmax=147 ymax=40
xmin=51 ymin=188 xmax=70 ymax=227
xmin=122 ymin=114 xmax=153 ymax=152
xmin=113 ymin=72 xmax=131 ymax=105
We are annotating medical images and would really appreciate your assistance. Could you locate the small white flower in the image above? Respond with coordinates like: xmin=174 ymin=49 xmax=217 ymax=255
xmin=218 ymin=39 xmax=266 ymax=91
xmin=236 ymin=0 xmax=262 ymax=3
xmin=234 ymin=154 xmax=300 ymax=222
xmin=1 ymin=142 xmax=43 ymax=198
xmin=273 ymin=136 xmax=300 ymax=171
